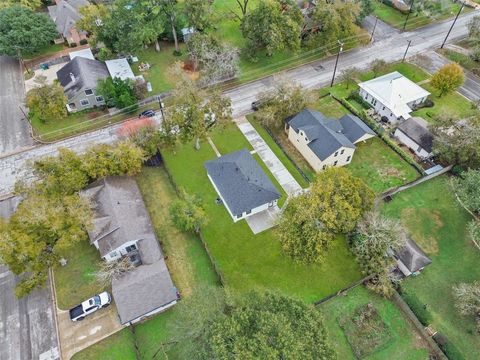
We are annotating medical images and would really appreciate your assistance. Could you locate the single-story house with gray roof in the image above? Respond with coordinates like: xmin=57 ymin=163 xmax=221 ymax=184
xmin=286 ymin=109 xmax=376 ymax=172
xmin=81 ymin=176 xmax=178 ymax=325
xmin=394 ymin=117 xmax=434 ymax=159
xmin=57 ymin=56 xmax=109 ymax=112
xmin=392 ymin=237 xmax=432 ymax=277
xmin=48 ymin=0 xmax=89 ymax=45
xmin=204 ymin=149 xmax=281 ymax=222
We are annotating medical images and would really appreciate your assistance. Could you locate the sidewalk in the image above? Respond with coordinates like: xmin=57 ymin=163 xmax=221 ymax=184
xmin=234 ymin=116 xmax=303 ymax=197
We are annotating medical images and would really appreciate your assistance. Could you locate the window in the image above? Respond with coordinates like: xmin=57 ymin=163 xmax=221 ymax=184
xmin=125 ymin=244 xmax=137 ymax=253
xmin=68 ymin=102 xmax=76 ymax=110
xmin=236 ymin=214 xmax=242 ymax=219
xmin=346 ymin=156 xmax=351 ymax=162
xmin=96 ymin=96 xmax=104 ymax=103
xmin=246 ymin=209 xmax=251 ymax=214
xmin=305 ymin=137 xmax=308 ymax=141
xmin=322 ymin=165 xmax=326 ymax=170
xmin=333 ymin=161 xmax=338 ymax=166
xmin=390 ymin=113 xmax=393 ymax=117
xmin=417 ymin=146 xmax=422 ymax=153
xmin=109 ymin=251 xmax=118 ymax=258
xmin=340 ymin=149 xmax=344 ymax=155
xmin=334 ymin=151 xmax=338 ymax=157
xmin=84 ymin=88 xmax=94 ymax=96
xmin=80 ymin=99 xmax=90 ymax=106
xmin=382 ymin=106 xmax=385 ymax=110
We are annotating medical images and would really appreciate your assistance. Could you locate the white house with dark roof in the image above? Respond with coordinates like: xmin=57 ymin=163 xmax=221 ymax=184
xmin=394 ymin=117 xmax=434 ymax=159
xmin=286 ymin=109 xmax=376 ymax=172
xmin=358 ymin=71 xmax=430 ymax=123
xmin=204 ymin=149 xmax=281 ymax=222
xmin=81 ymin=176 xmax=178 ymax=325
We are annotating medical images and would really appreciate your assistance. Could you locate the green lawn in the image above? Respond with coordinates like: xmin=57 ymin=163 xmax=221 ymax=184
xmin=412 ymin=83 xmax=479 ymax=122
xmin=358 ymin=62 xmax=430 ymax=83
xmin=347 ymin=137 xmax=420 ymax=193
xmin=23 ymin=43 xmax=65 ymax=60
xmin=54 ymin=236 xmax=105 ymax=310
xmin=372 ymin=0 xmax=467 ymax=31
xmin=381 ymin=176 xmax=480 ymax=360
xmin=163 ymin=128 xmax=362 ymax=303
xmin=247 ymin=116 xmax=310 ymax=188
xmin=312 ymin=95 xmax=350 ymax=118
xmin=438 ymin=48 xmax=480 ymax=72
xmin=320 ymin=286 xmax=430 ymax=360
xmin=72 ymin=167 xmax=219 ymax=360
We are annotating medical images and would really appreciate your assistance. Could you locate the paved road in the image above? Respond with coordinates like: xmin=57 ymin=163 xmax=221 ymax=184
xmin=0 ymin=10 xmax=479 ymax=198
xmin=362 ymin=15 xmax=400 ymax=42
xmin=411 ymin=51 xmax=480 ymax=102
xmin=0 ymin=198 xmax=59 ymax=360
xmin=0 ymin=56 xmax=33 ymax=155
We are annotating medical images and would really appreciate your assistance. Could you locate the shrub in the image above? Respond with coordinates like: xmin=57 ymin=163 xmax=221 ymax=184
xmin=433 ymin=333 xmax=465 ymax=360
xmin=400 ymin=290 xmax=432 ymax=326
xmin=69 ymin=42 xmax=77 ymax=48
xmin=79 ymin=39 xmax=88 ymax=45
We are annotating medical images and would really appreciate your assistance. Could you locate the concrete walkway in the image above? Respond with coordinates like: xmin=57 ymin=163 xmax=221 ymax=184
xmin=234 ymin=116 xmax=303 ymax=197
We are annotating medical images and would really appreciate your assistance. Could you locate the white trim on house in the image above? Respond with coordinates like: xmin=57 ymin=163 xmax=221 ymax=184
xmin=394 ymin=128 xmax=431 ymax=159
xmin=125 ymin=299 xmax=177 ymax=326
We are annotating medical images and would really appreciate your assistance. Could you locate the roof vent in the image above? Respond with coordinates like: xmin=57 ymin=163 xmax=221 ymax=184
xmin=69 ymin=72 xmax=76 ymax=83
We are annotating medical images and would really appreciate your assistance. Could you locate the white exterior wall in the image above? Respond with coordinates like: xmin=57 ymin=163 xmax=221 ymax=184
xmin=206 ymin=174 xmax=276 ymax=223
xmin=104 ymin=240 xmax=138 ymax=262
xmin=288 ymin=127 xmax=355 ymax=172
xmin=126 ymin=299 xmax=177 ymax=326
xmin=359 ymin=88 xmax=399 ymax=122
xmin=394 ymin=128 xmax=431 ymax=159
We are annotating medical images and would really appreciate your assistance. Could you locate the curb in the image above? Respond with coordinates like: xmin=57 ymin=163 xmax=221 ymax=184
xmin=49 ymin=268 xmax=63 ymax=360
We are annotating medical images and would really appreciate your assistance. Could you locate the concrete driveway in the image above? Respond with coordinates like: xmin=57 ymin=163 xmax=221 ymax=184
xmin=246 ymin=206 xmax=280 ymax=234
xmin=0 ymin=197 xmax=59 ymax=360
xmin=57 ymin=302 xmax=124 ymax=360
xmin=25 ymin=63 xmax=67 ymax=93
xmin=0 ymin=56 xmax=33 ymax=155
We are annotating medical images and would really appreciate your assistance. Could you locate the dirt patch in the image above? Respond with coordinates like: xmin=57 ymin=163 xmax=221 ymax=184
xmin=379 ymin=167 xmax=403 ymax=178
xmin=401 ymin=208 xmax=443 ymax=255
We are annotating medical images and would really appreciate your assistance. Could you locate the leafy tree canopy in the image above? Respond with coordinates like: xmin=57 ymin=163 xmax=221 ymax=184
xmin=26 ymin=77 xmax=67 ymax=124
xmin=97 ymin=77 xmax=138 ymax=109
xmin=241 ymin=0 xmax=303 ymax=59
xmin=453 ymin=281 xmax=480 ymax=332
xmin=170 ymin=189 xmax=208 ymax=233
xmin=0 ymin=0 xmax=42 ymax=10
xmin=183 ymin=0 xmax=214 ymax=31
xmin=0 ymin=5 xmax=57 ymax=57
xmin=453 ymin=168 xmax=480 ymax=214
xmin=430 ymin=63 xmax=465 ymax=96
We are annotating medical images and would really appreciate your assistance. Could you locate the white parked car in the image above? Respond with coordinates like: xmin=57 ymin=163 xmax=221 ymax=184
xmin=69 ymin=292 xmax=111 ymax=321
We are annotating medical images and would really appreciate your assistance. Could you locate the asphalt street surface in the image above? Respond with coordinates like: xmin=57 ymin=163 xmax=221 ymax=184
xmin=0 ymin=56 xmax=33 ymax=155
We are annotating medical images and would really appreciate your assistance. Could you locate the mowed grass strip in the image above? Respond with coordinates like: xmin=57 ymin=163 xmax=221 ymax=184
xmin=320 ymin=286 xmax=430 ymax=360
xmin=163 ymin=128 xmax=362 ymax=303
xmin=381 ymin=176 xmax=480 ymax=360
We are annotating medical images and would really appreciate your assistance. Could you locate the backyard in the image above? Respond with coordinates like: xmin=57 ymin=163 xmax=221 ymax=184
xmin=71 ymin=167 xmax=219 ymax=359
xmin=320 ymin=285 xmax=431 ymax=360
xmin=162 ymin=124 xmax=363 ymax=303
xmin=381 ymin=176 xmax=480 ymax=360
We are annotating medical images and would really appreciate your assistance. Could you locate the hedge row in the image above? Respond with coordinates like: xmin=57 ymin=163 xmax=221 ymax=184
xmin=433 ymin=332 xmax=466 ymax=360
xmin=337 ymin=96 xmax=425 ymax=175
xmin=398 ymin=289 xmax=432 ymax=326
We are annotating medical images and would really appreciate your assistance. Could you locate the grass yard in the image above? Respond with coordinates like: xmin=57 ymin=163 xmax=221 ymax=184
xmin=347 ymin=137 xmax=420 ymax=193
xmin=23 ymin=43 xmax=65 ymax=60
xmin=247 ymin=116 xmax=310 ymax=188
xmin=438 ymin=48 xmax=480 ymax=73
xmin=372 ymin=0 xmax=467 ymax=31
xmin=72 ymin=167 xmax=219 ymax=360
xmin=320 ymin=286 xmax=430 ymax=360
xmin=312 ymin=95 xmax=350 ymax=118
xmin=163 ymin=128 xmax=363 ymax=303
xmin=381 ymin=176 xmax=480 ymax=360
xmin=54 ymin=236 xmax=105 ymax=310
xmin=412 ymin=83 xmax=479 ymax=122
xmin=358 ymin=62 xmax=430 ymax=83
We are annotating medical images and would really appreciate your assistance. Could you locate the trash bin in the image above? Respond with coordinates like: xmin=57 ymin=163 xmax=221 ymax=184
xmin=40 ymin=63 xmax=49 ymax=70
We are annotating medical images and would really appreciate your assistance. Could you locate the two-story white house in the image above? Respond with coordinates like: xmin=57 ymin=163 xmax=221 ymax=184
xmin=286 ymin=109 xmax=376 ymax=172
xmin=358 ymin=71 xmax=430 ymax=123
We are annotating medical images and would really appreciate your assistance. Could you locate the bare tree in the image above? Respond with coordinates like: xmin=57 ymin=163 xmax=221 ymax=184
xmin=94 ymin=257 xmax=135 ymax=286
xmin=230 ymin=0 xmax=250 ymax=21
xmin=340 ymin=67 xmax=360 ymax=89
xmin=453 ymin=281 xmax=480 ymax=332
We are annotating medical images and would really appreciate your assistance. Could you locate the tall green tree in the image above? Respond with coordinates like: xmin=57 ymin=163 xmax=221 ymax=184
xmin=196 ymin=291 xmax=336 ymax=360
xmin=256 ymin=78 xmax=318 ymax=129
xmin=77 ymin=3 xmax=109 ymax=45
xmin=0 ymin=5 xmax=57 ymax=57
xmin=241 ymin=0 xmax=303 ymax=59
xmin=0 ymin=192 xmax=92 ymax=297
xmin=430 ymin=63 xmax=465 ymax=96
xmin=278 ymin=168 xmax=374 ymax=263
xmin=97 ymin=77 xmax=137 ymax=109
xmin=0 ymin=0 xmax=42 ymax=10
xmin=26 ymin=77 xmax=67 ymax=124
xmin=170 ymin=189 xmax=208 ymax=233
xmin=184 ymin=0 xmax=213 ymax=31
xmin=452 ymin=169 xmax=480 ymax=214
xmin=168 ymin=63 xmax=232 ymax=149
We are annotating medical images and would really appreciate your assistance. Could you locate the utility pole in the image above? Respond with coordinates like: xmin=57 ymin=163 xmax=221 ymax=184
xmin=157 ymin=96 xmax=165 ymax=122
xmin=441 ymin=2 xmax=465 ymax=49
xmin=402 ymin=40 xmax=412 ymax=62
xmin=370 ymin=16 xmax=378 ymax=42
xmin=330 ymin=40 xmax=344 ymax=87
xmin=403 ymin=0 xmax=415 ymax=31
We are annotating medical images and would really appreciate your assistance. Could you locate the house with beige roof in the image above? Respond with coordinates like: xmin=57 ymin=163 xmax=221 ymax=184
xmin=358 ymin=71 xmax=430 ymax=123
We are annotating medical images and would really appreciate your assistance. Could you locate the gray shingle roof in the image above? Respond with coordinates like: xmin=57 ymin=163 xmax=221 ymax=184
xmin=397 ymin=117 xmax=434 ymax=153
xmin=56 ymin=57 xmax=109 ymax=100
xmin=204 ymin=149 xmax=281 ymax=217
xmin=395 ymin=237 xmax=432 ymax=273
xmin=48 ymin=0 xmax=89 ymax=38
xmin=112 ymin=260 xmax=177 ymax=325
xmin=287 ymin=109 xmax=375 ymax=161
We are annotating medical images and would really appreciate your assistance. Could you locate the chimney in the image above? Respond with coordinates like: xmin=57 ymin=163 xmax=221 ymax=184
xmin=69 ymin=72 xmax=75 ymax=83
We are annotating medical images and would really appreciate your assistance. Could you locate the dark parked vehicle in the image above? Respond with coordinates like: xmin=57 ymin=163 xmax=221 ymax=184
xmin=251 ymin=100 xmax=264 ymax=111
xmin=138 ymin=109 xmax=156 ymax=118
xmin=69 ymin=292 xmax=111 ymax=321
